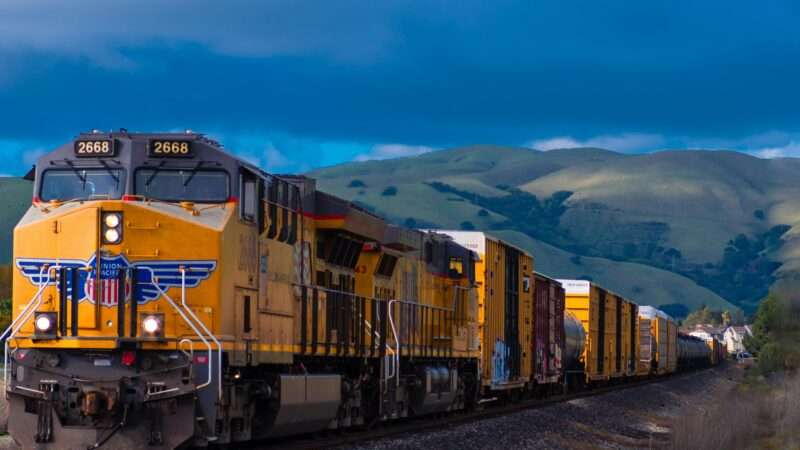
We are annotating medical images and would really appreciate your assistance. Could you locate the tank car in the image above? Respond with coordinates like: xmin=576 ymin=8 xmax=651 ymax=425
xmin=677 ymin=334 xmax=712 ymax=370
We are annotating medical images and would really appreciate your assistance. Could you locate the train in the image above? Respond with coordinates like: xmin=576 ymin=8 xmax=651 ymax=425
xmin=4 ymin=131 xmax=723 ymax=449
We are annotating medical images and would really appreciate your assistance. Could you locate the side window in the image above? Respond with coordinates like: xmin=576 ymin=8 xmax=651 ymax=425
xmin=424 ymin=241 xmax=434 ymax=263
xmin=240 ymin=171 xmax=258 ymax=223
xmin=523 ymin=275 xmax=531 ymax=293
xmin=243 ymin=295 xmax=252 ymax=333
xmin=449 ymin=257 xmax=463 ymax=277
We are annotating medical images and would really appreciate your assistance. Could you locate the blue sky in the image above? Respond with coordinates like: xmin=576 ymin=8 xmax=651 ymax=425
xmin=1 ymin=1 xmax=799 ymax=175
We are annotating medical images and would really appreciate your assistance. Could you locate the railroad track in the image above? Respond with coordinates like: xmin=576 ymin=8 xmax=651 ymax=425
xmin=242 ymin=368 xmax=711 ymax=450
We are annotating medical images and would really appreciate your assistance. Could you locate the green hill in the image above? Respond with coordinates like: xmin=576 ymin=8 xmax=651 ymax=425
xmin=312 ymin=146 xmax=800 ymax=316
xmin=0 ymin=178 xmax=32 ymax=263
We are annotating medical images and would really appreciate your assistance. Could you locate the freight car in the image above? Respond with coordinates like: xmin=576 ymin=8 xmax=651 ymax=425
xmin=557 ymin=280 xmax=638 ymax=385
xmin=5 ymin=131 xmax=483 ymax=449
xmin=638 ymin=306 xmax=677 ymax=376
xmin=530 ymin=273 xmax=566 ymax=394
xmin=676 ymin=334 xmax=714 ymax=370
xmin=435 ymin=231 xmax=533 ymax=398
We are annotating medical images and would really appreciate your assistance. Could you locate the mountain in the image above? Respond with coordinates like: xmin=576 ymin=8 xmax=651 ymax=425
xmin=311 ymin=146 xmax=800 ymax=316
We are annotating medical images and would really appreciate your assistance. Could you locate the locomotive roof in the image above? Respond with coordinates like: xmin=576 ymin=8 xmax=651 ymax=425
xmin=27 ymin=131 xmax=481 ymax=257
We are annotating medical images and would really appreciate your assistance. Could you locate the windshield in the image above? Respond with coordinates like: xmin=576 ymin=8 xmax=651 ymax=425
xmin=40 ymin=168 xmax=124 ymax=201
xmin=135 ymin=169 xmax=229 ymax=202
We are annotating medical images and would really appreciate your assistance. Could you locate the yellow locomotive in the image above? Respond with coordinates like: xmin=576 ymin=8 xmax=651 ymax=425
xmin=6 ymin=132 xmax=480 ymax=449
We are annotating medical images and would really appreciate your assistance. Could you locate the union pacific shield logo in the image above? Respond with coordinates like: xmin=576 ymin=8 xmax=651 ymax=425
xmin=16 ymin=254 xmax=217 ymax=307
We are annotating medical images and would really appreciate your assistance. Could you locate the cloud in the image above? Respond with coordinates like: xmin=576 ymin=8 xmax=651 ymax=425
xmin=0 ymin=1 xmax=401 ymax=67
xmin=355 ymin=144 xmax=437 ymax=162
xmin=527 ymin=133 xmax=665 ymax=153
xmin=752 ymin=141 xmax=800 ymax=159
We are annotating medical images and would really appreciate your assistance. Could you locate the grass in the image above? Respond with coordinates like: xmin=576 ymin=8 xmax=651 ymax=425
xmin=670 ymin=371 xmax=800 ymax=449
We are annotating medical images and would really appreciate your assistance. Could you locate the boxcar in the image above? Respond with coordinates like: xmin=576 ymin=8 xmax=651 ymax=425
xmin=438 ymin=231 xmax=534 ymax=394
xmin=666 ymin=319 xmax=678 ymax=373
xmin=638 ymin=306 xmax=678 ymax=375
xmin=557 ymin=280 xmax=637 ymax=383
xmin=531 ymin=273 xmax=565 ymax=387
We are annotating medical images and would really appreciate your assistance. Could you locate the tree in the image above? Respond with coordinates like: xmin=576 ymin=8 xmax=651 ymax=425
xmin=381 ymin=186 xmax=398 ymax=196
xmin=721 ymin=310 xmax=732 ymax=327
xmin=347 ymin=179 xmax=367 ymax=188
xmin=0 ymin=298 xmax=10 ymax=333
xmin=477 ymin=209 xmax=489 ymax=217
xmin=683 ymin=305 xmax=723 ymax=328
xmin=744 ymin=293 xmax=800 ymax=374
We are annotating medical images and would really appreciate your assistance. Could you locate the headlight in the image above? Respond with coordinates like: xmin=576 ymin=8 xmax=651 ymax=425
xmin=141 ymin=313 xmax=164 ymax=337
xmin=34 ymin=311 xmax=57 ymax=336
xmin=104 ymin=228 xmax=121 ymax=244
xmin=104 ymin=213 xmax=121 ymax=228
xmin=102 ymin=212 xmax=123 ymax=244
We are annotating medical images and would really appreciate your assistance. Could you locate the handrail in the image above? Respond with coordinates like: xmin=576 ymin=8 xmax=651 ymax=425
xmin=1 ymin=265 xmax=59 ymax=391
xmin=179 ymin=267 xmax=223 ymax=400
xmin=387 ymin=299 xmax=401 ymax=387
xmin=136 ymin=267 xmax=214 ymax=393
xmin=178 ymin=338 xmax=194 ymax=361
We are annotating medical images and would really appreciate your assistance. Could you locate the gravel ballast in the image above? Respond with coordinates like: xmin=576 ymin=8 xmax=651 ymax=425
xmin=344 ymin=364 xmax=740 ymax=450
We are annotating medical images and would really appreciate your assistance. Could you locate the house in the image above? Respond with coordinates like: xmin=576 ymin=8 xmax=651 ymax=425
xmin=723 ymin=325 xmax=752 ymax=354
xmin=688 ymin=324 xmax=724 ymax=343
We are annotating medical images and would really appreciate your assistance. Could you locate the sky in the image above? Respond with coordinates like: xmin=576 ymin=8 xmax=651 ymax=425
xmin=1 ymin=1 xmax=799 ymax=175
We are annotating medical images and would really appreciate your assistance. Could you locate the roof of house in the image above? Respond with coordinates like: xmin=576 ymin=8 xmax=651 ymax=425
xmin=725 ymin=325 xmax=752 ymax=336
xmin=694 ymin=324 xmax=724 ymax=334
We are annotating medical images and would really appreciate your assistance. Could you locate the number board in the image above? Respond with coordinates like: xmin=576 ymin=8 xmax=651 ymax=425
xmin=149 ymin=140 xmax=193 ymax=157
xmin=74 ymin=140 xmax=116 ymax=157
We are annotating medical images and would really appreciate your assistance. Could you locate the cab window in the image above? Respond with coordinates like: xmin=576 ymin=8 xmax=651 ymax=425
xmin=135 ymin=169 xmax=229 ymax=202
xmin=40 ymin=168 xmax=124 ymax=201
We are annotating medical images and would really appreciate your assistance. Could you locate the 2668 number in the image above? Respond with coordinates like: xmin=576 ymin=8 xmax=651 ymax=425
xmin=152 ymin=141 xmax=191 ymax=156
xmin=75 ymin=140 xmax=112 ymax=155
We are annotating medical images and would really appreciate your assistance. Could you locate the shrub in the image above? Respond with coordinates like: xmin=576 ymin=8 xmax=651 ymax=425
xmin=477 ymin=209 xmax=489 ymax=217
xmin=381 ymin=186 xmax=398 ymax=196
xmin=460 ymin=221 xmax=476 ymax=231
xmin=347 ymin=179 xmax=366 ymax=188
